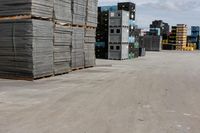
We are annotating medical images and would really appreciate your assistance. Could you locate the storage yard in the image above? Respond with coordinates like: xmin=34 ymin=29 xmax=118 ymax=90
xmin=0 ymin=51 xmax=200 ymax=133
xmin=0 ymin=0 xmax=200 ymax=132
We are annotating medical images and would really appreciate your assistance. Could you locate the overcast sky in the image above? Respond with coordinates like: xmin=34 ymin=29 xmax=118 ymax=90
xmin=99 ymin=0 xmax=200 ymax=30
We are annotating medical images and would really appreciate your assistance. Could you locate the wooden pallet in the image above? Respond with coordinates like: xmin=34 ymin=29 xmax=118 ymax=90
xmin=72 ymin=67 xmax=84 ymax=71
xmin=0 ymin=73 xmax=54 ymax=81
xmin=34 ymin=74 xmax=54 ymax=80
xmin=54 ymin=70 xmax=71 ymax=76
xmin=85 ymin=26 xmax=96 ymax=29
xmin=108 ymin=58 xmax=128 ymax=60
xmin=0 ymin=75 xmax=34 ymax=81
xmin=0 ymin=15 xmax=52 ymax=21
xmin=72 ymin=24 xmax=85 ymax=28
xmin=84 ymin=66 xmax=94 ymax=69
xmin=54 ymin=21 xmax=72 ymax=27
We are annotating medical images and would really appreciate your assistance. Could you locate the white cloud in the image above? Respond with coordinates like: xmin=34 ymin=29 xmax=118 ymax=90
xmin=98 ymin=0 xmax=158 ymax=6
xmin=99 ymin=0 xmax=200 ymax=29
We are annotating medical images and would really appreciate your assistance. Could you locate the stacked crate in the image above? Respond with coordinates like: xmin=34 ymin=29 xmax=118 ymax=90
xmin=118 ymin=2 xmax=136 ymax=21
xmin=168 ymin=26 xmax=177 ymax=45
xmin=0 ymin=0 xmax=54 ymax=79
xmin=95 ymin=6 xmax=117 ymax=59
xmin=108 ymin=10 xmax=129 ymax=60
xmin=117 ymin=2 xmax=139 ymax=59
xmin=165 ymin=26 xmax=177 ymax=50
xmin=96 ymin=7 xmax=110 ymax=59
xmin=191 ymin=26 xmax=200 ymax=50
xmin=138 ymin=36 xmax=145 ymax=56
xmin=176 ymin=24 xmax=187 ymax=50
xmin=142 ymin=35 xmax=162 ymax=51
xmin=150 ymin=20 xmax=170 ymax=36
xmin=84 ymin=0 xmax=97 ymax=67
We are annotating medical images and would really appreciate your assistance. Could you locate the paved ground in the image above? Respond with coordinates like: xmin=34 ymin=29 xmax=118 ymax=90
xmin=0 ymin=51 xmax=200 ymax=133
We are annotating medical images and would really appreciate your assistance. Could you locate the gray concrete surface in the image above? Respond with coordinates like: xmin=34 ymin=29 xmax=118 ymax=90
xmin=0 ymin=51 xmax=200 ymax=133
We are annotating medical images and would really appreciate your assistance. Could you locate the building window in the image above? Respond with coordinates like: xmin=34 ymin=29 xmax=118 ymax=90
xmin=116 ymin=29 xmax=120 ymax=33
xmin=110 ymin=29 xmax=114 ymax=33
xmin=110 ymin=46 xmax=114 ymax=50
xmin=116 ymin=46 xmax=120 ymax=50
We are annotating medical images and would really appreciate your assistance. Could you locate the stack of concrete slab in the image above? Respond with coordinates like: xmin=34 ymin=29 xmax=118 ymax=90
xmin=54 ymin=25 xmax=72 ymax=74
xmin=0 ymin=0 xmax=53 ymax=19
xmin=72 ymin=0 xmax=86 ymax=25
xmin=0 ymin=0 xmax=97 ymax=80
xmin=72 ymin=27 xmax=85 ymax=69
xmin=143 ymin=35 xmax=162 ymax=51
xmin=54 ymin=0 xmax=72 ymax=24
xmin=0 ymin=19 xmax=54 ymax=79
xmin=86 ymin=0 xmax=98 ymax=27
xmin=84 ymin=28 xmax=96 ymax=67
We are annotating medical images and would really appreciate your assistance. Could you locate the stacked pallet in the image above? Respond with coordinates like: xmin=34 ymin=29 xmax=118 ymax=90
xmin=176 ymin=24 xmax=187 ymax=50
xmin=139 ymin=48 xmax=146 ymax=56
xmin=142 ymin=35 xmax=162 ymax=51
xmin=0 ymin=19 xmax=54 ymax=79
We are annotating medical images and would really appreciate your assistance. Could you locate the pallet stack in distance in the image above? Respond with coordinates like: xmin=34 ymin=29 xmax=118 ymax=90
xmin=0 ymin=0 xmax=98 ymax=80
xmin=176 ymin=24 xmax=187 ymax=50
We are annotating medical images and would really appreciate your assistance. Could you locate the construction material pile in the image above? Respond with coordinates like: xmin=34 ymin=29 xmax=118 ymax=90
xmin=0 ymin=0 xmax=98 ymax=80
